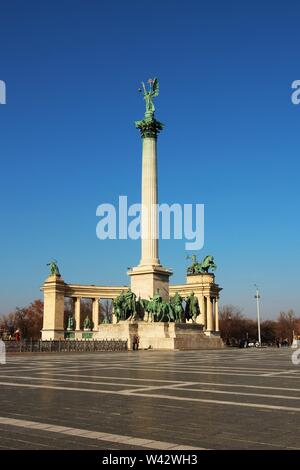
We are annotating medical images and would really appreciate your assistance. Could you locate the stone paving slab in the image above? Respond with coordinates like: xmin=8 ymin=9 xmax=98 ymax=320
xmin=0 ymin=349 xmax=299 ymax=449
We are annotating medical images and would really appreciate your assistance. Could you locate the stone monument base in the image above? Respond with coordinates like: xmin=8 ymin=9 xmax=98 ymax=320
xmin=42 ymin=329 xmax=65 ymax=340
xmin=128 ymin=265 xmax=172 ymax=301
xmin=94 ymin=321 xmax=224 ymax=350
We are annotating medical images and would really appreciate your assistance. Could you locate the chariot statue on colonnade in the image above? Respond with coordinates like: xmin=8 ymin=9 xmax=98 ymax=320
xmin=186 ymin=254 xmax=217 ymax=275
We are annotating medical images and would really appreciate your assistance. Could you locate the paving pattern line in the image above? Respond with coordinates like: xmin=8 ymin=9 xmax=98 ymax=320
xmin=33 ymin=372 xmax=300 ymax=392
xmin=108 ymin=365 xmax=300 ymax=378
xmin=2 ymin=380 xmax=300 ymax=412
xmin=168 ymin=387 xmax=300 ymax=401
xmin=0 ymin=416 xmax=204 ymax=450
xmin=36 ymin=371 xmax=187 ymax=384
xmin=261 ymin=371 xmax=299 ymax=377
xmin=0 ymin=374 xmax=149 ymax=389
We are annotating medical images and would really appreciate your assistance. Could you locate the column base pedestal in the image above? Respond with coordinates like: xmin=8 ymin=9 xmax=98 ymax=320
xmin=204 ymin=330 xmax=221 ymax=337
xmin=41 ymin=329 xmax=65 ymax=340
xmin=128 ymin=264 xmax=172 ymax=301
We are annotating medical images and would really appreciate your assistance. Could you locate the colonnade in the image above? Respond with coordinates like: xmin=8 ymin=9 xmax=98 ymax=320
xmin=41 ymin=272 xmax=222 ymax=340
xmin=70 ymin=292 xmax=219 ymax=333
xmin=169 ymin=272 xmax=222 ymax=336
xmin=41 ymin=275 xmax=124 ymax=340
xmin=73 ymin=297 xmax=101 ymax=331
xmin=200 ymin=295 xmax=219 ymax=333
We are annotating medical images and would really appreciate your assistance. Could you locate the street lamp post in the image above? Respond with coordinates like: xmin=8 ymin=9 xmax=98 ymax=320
xmin=254 ymin=284 xmax=261 ymax=346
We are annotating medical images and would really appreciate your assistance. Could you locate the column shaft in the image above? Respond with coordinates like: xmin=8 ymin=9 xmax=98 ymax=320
xmin=140 ymin=137 xmax=160 ymax=266
xmin=112 ymin=299 xmax=117 ymax=324
xmin=206 ymin=296 xmax=214 ymax=332
xmin=74 ymin=297 xmax=81 ymax=330
xmin=195 ymin=296 xmax=201 ymax=324
xmin=203 ymin=296 xmax=207 ymax=329
xmin=92 ymin=298 xmax=99 ymax=330
xmin=215 ymin=298 xmax=220 ymax=332
xmin=198 ymin=295 xmax=205 ymax=326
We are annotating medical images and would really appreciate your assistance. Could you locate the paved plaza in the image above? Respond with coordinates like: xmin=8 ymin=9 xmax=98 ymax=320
xmin=0 ymin=348 xmax=299 ymax=450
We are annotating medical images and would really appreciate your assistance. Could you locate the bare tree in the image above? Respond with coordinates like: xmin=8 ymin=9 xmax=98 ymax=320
xmin=275 ymin=310 xmax=297 ymax=344
xmin=219 ymin=305 xmax=245 ymax=345
xmin=100 ymin=300 xmax=113 ymax=323
xmin=0 ymin=300 xmax=44 ymax=340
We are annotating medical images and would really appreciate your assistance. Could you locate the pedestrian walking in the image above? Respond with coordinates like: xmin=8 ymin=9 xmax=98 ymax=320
xmin=132 ymin=334 xmax=140 ymax=351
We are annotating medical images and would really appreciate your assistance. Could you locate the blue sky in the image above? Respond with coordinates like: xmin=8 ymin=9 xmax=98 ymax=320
xmin=0 ymin=0 xmax=299 ymax=318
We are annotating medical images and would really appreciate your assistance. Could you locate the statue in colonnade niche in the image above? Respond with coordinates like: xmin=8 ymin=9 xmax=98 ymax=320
xmin=83 ymin=315 xmax=92 ymax=331
xmin=102 ymin=312 xmax=110 ymax=324
xmin=66 ymin=314 xmax=74 ymax=331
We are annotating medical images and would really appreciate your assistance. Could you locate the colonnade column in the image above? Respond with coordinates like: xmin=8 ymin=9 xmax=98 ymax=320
xmin=195 ymin=295 xmax=201 ymax=324
xmin=140 ymin=136 xmax=160 ymax=266
xmin=215 ymin=298 xmax=220 ymax=333
xmin=128 ymin=93 xmax=172 ymax=301
xmin=74 ymin=297 xmax=81 ymax=330
xmin=203 ymin=296 xmax=207 ymax=329
xmin=112 ymin=299 xmax=117 ymax=324
xmin=92 ymin=298 xmax=99 ymax=331
xmin=197 ymin=295 xmax=205 ymax=326
xmin=206 ymin=296 xmax=214 ymax=332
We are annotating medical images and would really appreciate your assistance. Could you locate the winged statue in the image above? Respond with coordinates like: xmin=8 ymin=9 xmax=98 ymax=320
xmin=139 ymin=78 xmax=159 ymax=116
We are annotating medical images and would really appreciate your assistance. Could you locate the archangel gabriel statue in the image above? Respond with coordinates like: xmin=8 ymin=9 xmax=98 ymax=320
xmin=138 ymin=78 xmax=159 ymax=119
xmin=135 ymin=78 xmax=163 ymax=138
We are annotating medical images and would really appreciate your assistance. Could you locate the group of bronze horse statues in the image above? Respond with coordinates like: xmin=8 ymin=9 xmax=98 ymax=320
xmin=186 ymin=254 xmax=216 ymax=275
xmin=50 ymin=254 xmax=216 ymax=325
xmin=112 ymin=254 xmax=216 ymax=323
xmin=112 ymin=289 xmax=200 ymax=323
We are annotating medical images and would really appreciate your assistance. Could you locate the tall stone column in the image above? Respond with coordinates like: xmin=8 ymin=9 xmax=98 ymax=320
xmin=140 ymin=136 xmax=159 ymax=266
xmin=41 ymin=274 xmax=65 ymax=340
xmin=203 ymin=296 xmax=207 ymax=329
xmin=92 ymin=298 xmax=99 ymax=330
xmin=128 ymin=79 xmax=172 ymax=302
xmin=74 ymin=297 xmax=81 ymax=330
xmin=215 ymin=298 xmax=220 ymax=333
xmin=197 ymin=295 xmax=205 ymax=326
xmin=184 ymin=272 xmax=222 ymax=335
xmin=206 ymin=296 xmax=214 ymax=332
xmin=112 ymin=302 xmax=117 ymax=324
